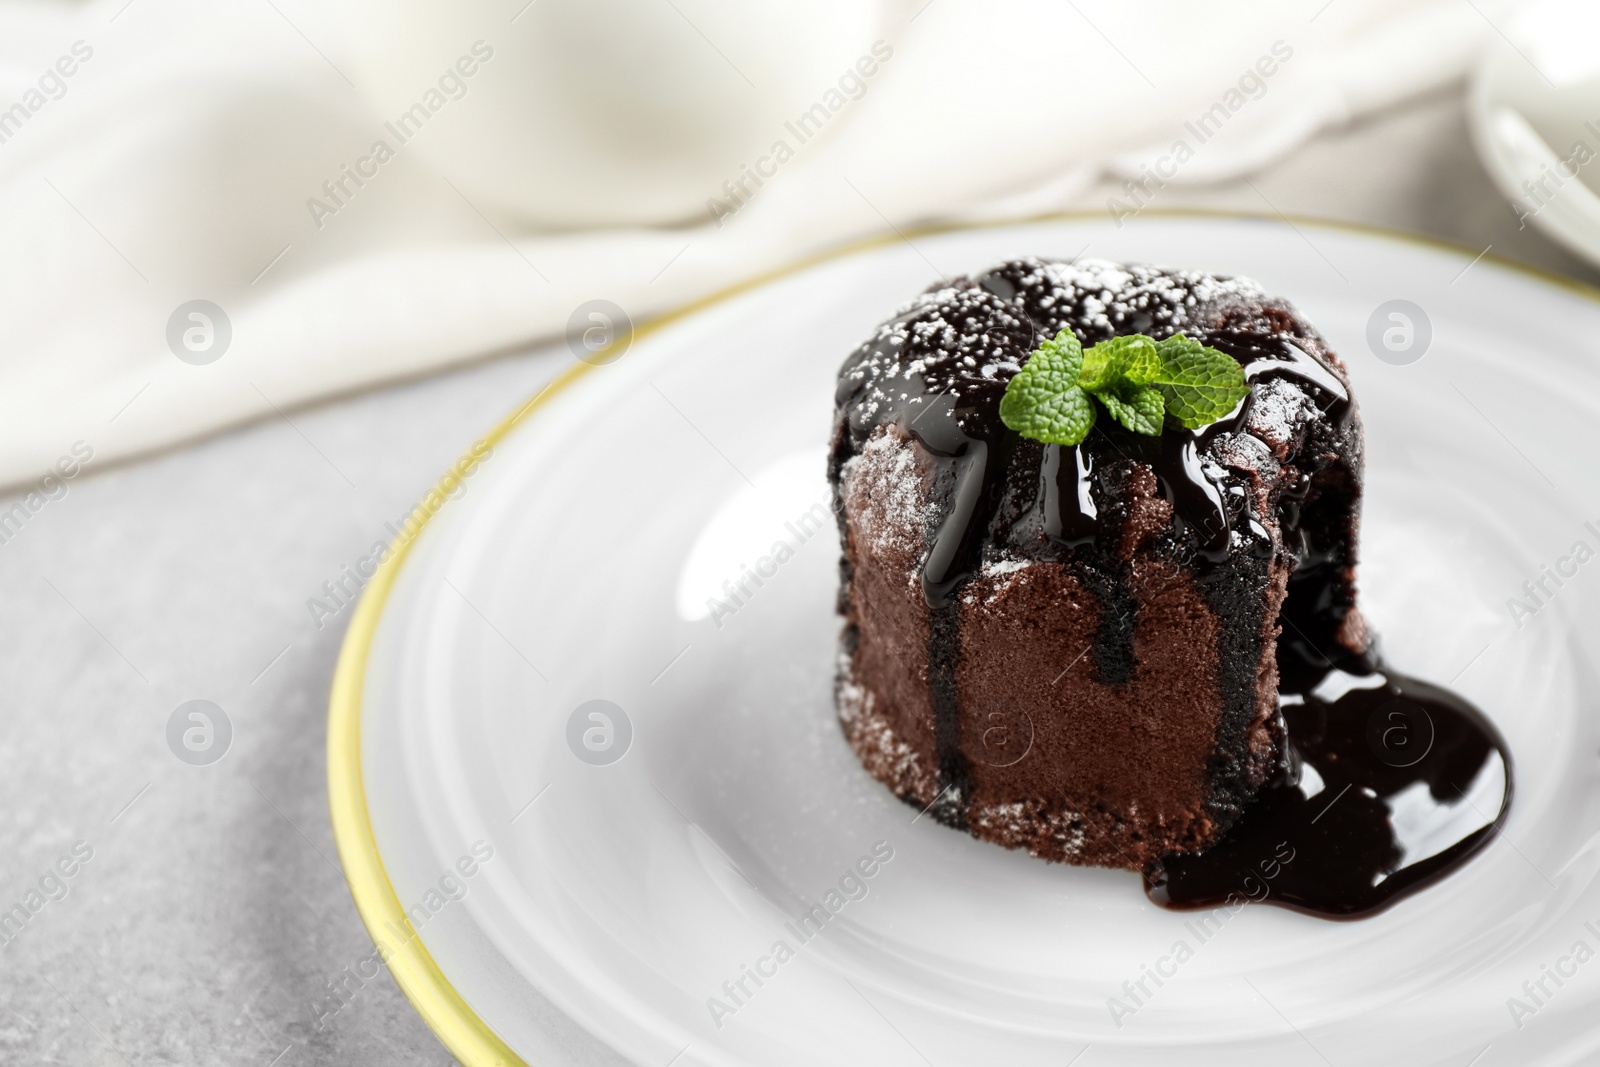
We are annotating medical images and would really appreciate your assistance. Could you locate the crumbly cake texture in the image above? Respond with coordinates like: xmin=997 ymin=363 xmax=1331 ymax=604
xmin=829 ymin=257 xmax=1366 ymax=870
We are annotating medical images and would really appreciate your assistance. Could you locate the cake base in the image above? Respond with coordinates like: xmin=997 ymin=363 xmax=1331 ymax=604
xmin=837 ymin=638 xmax=1275 ymax=871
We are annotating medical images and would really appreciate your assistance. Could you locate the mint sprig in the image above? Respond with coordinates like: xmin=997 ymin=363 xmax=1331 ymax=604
xmin=995 ymin=330 xmax=1096 ymax=445
xmin=999 ymin=330 xmax=1247 ymax=446
xmin=1145 ymin=334 xmax=1252 ymax=429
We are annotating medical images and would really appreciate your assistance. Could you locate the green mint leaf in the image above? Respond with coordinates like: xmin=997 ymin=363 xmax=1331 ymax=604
xmin=1001 ymin=330 xmax=1247 ymax=445
xmin=1095 ymin=382 xmax=1165 ymax=435
xmin=1078 ymin=334 xmax=1160 ymax=391
xmin=999 ymin=330 xmax=1097 ymax=445
xmin=1149 ymin=333 xmax=1249 ymax=429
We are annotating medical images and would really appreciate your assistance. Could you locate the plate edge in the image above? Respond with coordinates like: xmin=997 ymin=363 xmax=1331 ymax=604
xmin=324 ymin=210 xmax=1600 ymax=1067
xmin=326 ymin=357 xmax=595 ymax=1067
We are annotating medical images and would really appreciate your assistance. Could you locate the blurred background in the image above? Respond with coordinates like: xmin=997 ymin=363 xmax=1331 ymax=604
xmin=0 ymin=0 xmax=1596 ymax=1062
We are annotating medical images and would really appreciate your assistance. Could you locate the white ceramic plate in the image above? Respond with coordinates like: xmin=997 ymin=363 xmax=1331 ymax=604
xmin=333 ymin=216 xmax=1600 ymax=1067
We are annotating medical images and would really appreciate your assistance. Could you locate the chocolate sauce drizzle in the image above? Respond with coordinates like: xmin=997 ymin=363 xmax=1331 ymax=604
xmin=1145 ymin=646 xmax=1513 ymax=919
xmin=830 ymin=259 xmax=1512 ymax=918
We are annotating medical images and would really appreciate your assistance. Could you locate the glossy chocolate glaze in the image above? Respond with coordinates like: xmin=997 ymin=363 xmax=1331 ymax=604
xmin=829 ymin=258 xmax=1511 ymax=917
xmin=1145 ymin=645 xmax=1512 ymax=919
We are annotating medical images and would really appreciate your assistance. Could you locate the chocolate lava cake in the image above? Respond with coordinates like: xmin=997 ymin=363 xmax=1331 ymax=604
xmin=829 ymin=258 xmax=1367 ymax=869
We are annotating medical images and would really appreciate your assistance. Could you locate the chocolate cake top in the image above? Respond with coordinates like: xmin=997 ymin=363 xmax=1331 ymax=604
xmin=834 ymin=257 xmax=1347 ymax=455
xmin=829 ymin=257 xmax=1363 ymax=649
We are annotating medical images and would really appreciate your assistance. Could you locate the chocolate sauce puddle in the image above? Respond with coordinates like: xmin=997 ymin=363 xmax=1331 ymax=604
xmin=1144 ymin=649 xmax=1513 ymax=919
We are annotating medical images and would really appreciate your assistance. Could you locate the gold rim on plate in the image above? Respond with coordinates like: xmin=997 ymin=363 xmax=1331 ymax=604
xmin=325 ymin=210 xmax=1600 ymax=1066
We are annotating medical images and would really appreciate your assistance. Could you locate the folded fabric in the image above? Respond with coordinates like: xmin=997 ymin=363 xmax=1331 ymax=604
xmin=0 ymin=0 xmax=1503 ymax=489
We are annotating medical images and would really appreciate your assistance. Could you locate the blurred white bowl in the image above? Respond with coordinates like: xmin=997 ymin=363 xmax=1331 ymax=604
xmin=1469 ymin=0 xmax=1600 ymax=269
xmin=345 ymin=0 xmax=892 ymax=229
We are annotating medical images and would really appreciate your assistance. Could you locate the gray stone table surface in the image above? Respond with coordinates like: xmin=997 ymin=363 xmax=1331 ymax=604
xmin=1 ymin=89 xmax=1596 ymax=1066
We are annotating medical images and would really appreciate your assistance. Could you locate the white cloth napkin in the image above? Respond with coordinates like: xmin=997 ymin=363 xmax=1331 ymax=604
xmin=0 ymin=0 xmax=1503 ymax=489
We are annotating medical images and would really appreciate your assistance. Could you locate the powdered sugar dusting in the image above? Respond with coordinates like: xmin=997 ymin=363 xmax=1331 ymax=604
xmin=982 ymin=556 xmax=1031 ymax=578
xmin=1246 ymin=376 xmax=1319 ymax=453
xmin=974 ymin=556 xmax=1036 ymax=606
xmin=836 ymin=652 xmax=936 ymax=803
xmin=841 ymin=429 xmax=934 ymax=563
xmin=834 ymin=256 xmax=1275 ymax=444
xmin=836 ymin=282 xmax=1034 ymax=428
xmin=1020 ymin=257 xmax=1266 ymax=338
xmin=965 ymin=798 xmax=1089 ymax=862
